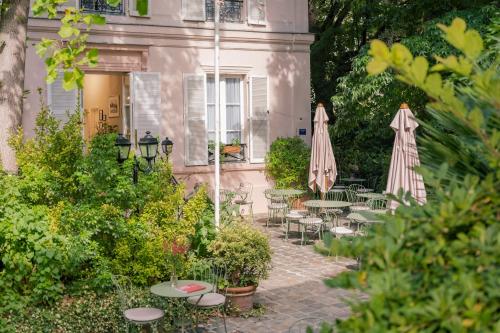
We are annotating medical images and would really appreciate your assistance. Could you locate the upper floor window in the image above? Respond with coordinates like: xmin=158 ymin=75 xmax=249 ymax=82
xmin=206 ymin=0 xmax=244 ymax=23
xmin=80 ymin=0 xmax=125 ymax=15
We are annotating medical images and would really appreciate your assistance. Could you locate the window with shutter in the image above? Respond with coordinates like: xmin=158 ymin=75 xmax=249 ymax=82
xmin=129 ymin=0 xmax=151 ymax=17
xmin=130 ymin=72 xmax=161 ymax=146
xmin=247 ymin=0 xmax=266 ymax=25
xmin=184 ymin=74 xmax=208 ymax=166
xmin=182 ymin=0 xmax=206 ymax=21
xmin=249 ymin=76 xmax=268 ymax=163
xmin=47 ymin=75 xmax=80 ymax=124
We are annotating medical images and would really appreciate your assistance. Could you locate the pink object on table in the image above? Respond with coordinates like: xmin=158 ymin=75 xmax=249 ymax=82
xmin=176 ymin=284 xmax=206 ymax=293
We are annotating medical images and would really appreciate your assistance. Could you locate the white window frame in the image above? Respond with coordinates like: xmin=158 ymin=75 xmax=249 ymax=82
xmin=207 ymin=75 xmax=244 ymax=145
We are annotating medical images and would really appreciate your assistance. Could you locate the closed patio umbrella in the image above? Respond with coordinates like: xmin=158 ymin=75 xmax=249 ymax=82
xmin=308 ymin=103 xmax=337 ymax=194
xmin=386 ymin=103 xmax=427 ymax=210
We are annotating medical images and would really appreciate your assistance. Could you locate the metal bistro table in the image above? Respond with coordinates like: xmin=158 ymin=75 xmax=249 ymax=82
xmin=151 ymin=280 xmax=213 ymax=332
xmin=304 ymin=200 xmax=352 ymax=210
xmin=269 ymin=188 xmax=305 ymax=199
xmin=348 ymin=210 xmax=386 ymax=226
xmin=356 ymin=192 xmax=386 ymax=200
xmin=340 ymin=177 xmax=367 ymax=185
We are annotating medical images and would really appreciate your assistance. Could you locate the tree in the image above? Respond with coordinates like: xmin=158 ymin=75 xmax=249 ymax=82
xmin=0 ymin=0 xmax=30 ymax=172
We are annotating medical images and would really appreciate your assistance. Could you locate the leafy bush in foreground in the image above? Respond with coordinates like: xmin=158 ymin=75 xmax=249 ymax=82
xmin=323 ymin=18 xmax=500 ymax=332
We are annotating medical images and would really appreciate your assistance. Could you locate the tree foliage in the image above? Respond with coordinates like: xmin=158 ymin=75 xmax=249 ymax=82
xmin=322 ymin=18 xmax=499 ymax=332
xmin=328 ymin=6 xmax=497 ymax=190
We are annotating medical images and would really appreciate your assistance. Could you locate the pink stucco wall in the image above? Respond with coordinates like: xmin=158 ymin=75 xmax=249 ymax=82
xmin=23 ymin=0 xmax=313 ymax=213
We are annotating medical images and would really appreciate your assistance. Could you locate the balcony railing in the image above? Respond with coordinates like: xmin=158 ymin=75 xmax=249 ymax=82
xmin=80 ymin=0 xmax=124 ymax=15
xmin=206 ymin=0 xmax=244 ymax=23
xmin=209 ymin=143 xmax=247 ymax=164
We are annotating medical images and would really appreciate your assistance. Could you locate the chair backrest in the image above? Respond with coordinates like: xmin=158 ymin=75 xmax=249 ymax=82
xmin=111 ymin=275 xmax=133 ymax=311
xmin=189 ymin=259 xmax=228 ymax=296
xmin=238 ymin=182 xmax=253 ymax=200
xmin=219 ymin=189 xmax=235 ymax=205
xmin=345 ymin=189 xmax=359 ymax=203
xmin=349 ymin=184 xmax=365 ymax=192
xmin=322 ymin=211 xmax=339 ymax=229
xmin=367 ymin=198 xmax=387 ymax=210
xmin=288 ymin=317 xmax=325 ymax=333
xmin=264 ymin=188 xmax=285 ymax=203
xmin=325 ymin=190 xmax=344 ymax=201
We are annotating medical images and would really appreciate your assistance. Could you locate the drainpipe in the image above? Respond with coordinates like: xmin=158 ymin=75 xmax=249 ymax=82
xmin=214 ymin=0 xmax=221 ymax=228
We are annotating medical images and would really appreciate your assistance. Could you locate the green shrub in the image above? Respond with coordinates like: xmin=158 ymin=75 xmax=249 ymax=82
xmin=265 ymin=137 xmax=310 ymax=189
xmin=209 ymin=223 xmax=272 ymax=287
xmin=323 ymin=18 xmax=500 ymax=332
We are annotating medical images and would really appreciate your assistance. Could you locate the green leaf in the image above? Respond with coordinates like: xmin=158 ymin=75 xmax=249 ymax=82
xmin=463 ymin=30 xmax=483 ymax=60
xmin=106 ymin=0 xmax=121 ymax=7
xmin=369 ymin=40 xmax=390 ymax=61
xmin=425 ymin=73 xmax=442 ymax=93
xmin=366 ymin=59 xmax=388 ymax=75
xmin=63 ymin=71 xmax=78 ymax=91
xmin=391 ymin=43 xmax=413 ymax=66
xmin=58 ymin=24 xmax=75 ymax=39
xmin=411 ymin=56 xmax=429 ymax=84
xmin=468 ymin=107 xmax=484 ymax=129
xmin=137 ymin=0 xmax=149 ymax=16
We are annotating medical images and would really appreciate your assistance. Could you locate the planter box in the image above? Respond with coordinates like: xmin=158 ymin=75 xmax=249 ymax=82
xmin=223 ymin=145 xmax=241 ymax=154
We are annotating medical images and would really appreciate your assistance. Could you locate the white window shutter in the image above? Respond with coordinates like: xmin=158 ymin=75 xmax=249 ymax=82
xmin=47 ymin=75 xmax=79 ymax=124
xmin=184 ymin=74 xmax=208 ymax=166
xmin=129 ymin=0 xmax=151 ymax=17
xmin=182 ymin=0 xmax=206 ymax=21
xmin=131 ymin=72 xmax=161 ymax=145
xmin=248 ymin=0 xmax=266 ymax=25
xmin=249 ymin=76 xmax=268 ymax=163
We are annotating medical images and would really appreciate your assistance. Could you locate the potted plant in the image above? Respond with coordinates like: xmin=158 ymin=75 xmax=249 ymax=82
xmin=222 ymin=138 xmax=241 ymax=154
xmin=208 ymin=222 xmax=272 ymax=311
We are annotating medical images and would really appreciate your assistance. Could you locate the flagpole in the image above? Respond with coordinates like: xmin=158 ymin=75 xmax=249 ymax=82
xmin=214 ymin=0 xmax=221 ymax=228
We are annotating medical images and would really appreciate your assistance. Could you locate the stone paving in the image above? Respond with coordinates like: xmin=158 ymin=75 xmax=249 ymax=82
xmin=207 ymin=215 xmax=360 ymax=333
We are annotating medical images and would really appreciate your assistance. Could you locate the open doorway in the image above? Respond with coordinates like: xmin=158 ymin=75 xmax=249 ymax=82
xmin=83 ymin=73 xmax=131 ymax=143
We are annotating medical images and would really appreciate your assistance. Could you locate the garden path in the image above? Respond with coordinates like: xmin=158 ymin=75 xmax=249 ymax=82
xmin=206 ymin=215 xmax=361 ymax=333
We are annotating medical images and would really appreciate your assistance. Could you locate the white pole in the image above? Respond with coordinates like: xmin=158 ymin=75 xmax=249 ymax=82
xmin=214 ymin=0 xmax=221 ymax=228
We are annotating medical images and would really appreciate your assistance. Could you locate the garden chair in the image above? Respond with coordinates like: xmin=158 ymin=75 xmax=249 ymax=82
xmin=284 ymin=194 xmax=308 ymax=241
xmin=233 ymin=182 xmax=254 ymax=222
xmin=187 ymin=259 xmax=228 ymax=333
xmin=111 ymin=275 xmax=165 ymax=333
xmin=345 ymin=189 xmax=370 ymax=212
xmin=325 ymin=189 xmax=345 ymax=214
xmin=367 ymin=198 xmax=388 ymax=213
xmin=348 ymin=184 xmax=365 ymax=192
xmin=264 ymin=189 xmax=287 ymax=227
xmin=297 ymin=205 xmax=323 ymax=245
xmin=325 ymin=211 xmax=356 ymax=261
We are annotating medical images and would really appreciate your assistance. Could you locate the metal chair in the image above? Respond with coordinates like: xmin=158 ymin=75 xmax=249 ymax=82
xmin=325 ymin=212 xmax=356 ymax=261
xmin=111 ymin=275 xmax=165 ymax=333
xmin=234 ymin=182 xmax=254 ymax=222
xmin=284 ymin=194 xmax=308 ymax=241
xmin=345 ymin=189 xmax=370 ymax=212
xmin=348 ymin=184 xmax=365 ymax=192
xmin=187 ymin=259 xmax=228 ymax=333
xmin=367 ymin=198 xmax=388 ymax=212
xmin=264 ymin=189 xmax=287 ymax=227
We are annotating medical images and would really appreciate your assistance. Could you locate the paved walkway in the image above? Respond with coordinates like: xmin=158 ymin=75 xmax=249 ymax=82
xmin=207 ymin=216 xmax=360 ymax=333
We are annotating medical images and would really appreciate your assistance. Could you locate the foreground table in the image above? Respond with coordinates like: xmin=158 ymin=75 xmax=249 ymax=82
xmin=304 ymin=200 xmax=352 ymax=209
xmin=151 ymin=280 xmax=213 ymax=332
xmin=347 ymin=210 xmax=386 ymax=224
xmin=269 ymin=189 xmax=305 ymax=198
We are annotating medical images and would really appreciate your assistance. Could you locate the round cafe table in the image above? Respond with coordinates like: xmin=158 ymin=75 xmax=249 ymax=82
xmin=303 ymin=200 xmax=352 ymax=210
xmin=356 ymin=192 xmax=386 ymax=200
xmin=151 ymin=280 xmax=213 ymax=332
xmin=269 ymin=189 xmax=305 ymax=198
xmin=341 ymin=177 xmax=367 ymax=184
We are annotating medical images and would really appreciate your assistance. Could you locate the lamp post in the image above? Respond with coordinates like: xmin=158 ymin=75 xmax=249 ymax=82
xmin=115 ymin=131 xmax=163 ymax=184
xmin=161 ymin=137 xmax=174 ymax=161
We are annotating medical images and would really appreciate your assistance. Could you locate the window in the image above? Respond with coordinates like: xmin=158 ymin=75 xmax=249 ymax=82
xmin=80 ymin=0 xmax=125 ymax=15
xmin=206 ymin=0 xmax=244 ymax=22
xmin=207 ymin=77 xmax=243 ymax=144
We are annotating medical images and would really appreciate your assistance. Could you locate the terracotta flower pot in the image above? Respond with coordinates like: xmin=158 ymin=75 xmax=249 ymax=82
xmin=223 ymin=145 xmax=241 ymax=154
xmin=226 ymin=285 xmax=257 ymax=312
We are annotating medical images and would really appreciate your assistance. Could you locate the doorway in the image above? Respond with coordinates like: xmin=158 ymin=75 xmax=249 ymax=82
xmin=83 ymin=73 xmax=131 ymax=142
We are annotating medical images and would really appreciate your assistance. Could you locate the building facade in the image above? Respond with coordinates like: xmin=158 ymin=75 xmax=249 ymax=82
xmin=23 ymin=0 xmax=313 ymax=212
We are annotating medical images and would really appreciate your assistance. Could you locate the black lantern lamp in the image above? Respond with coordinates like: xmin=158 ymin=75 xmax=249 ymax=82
xmin=138 ymin=131 xmax=159 ymax=167
xmin=115 ymin=134 xmax=131 ymax=163
xmin=161 ymin=137 xmax=174 ymax=160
